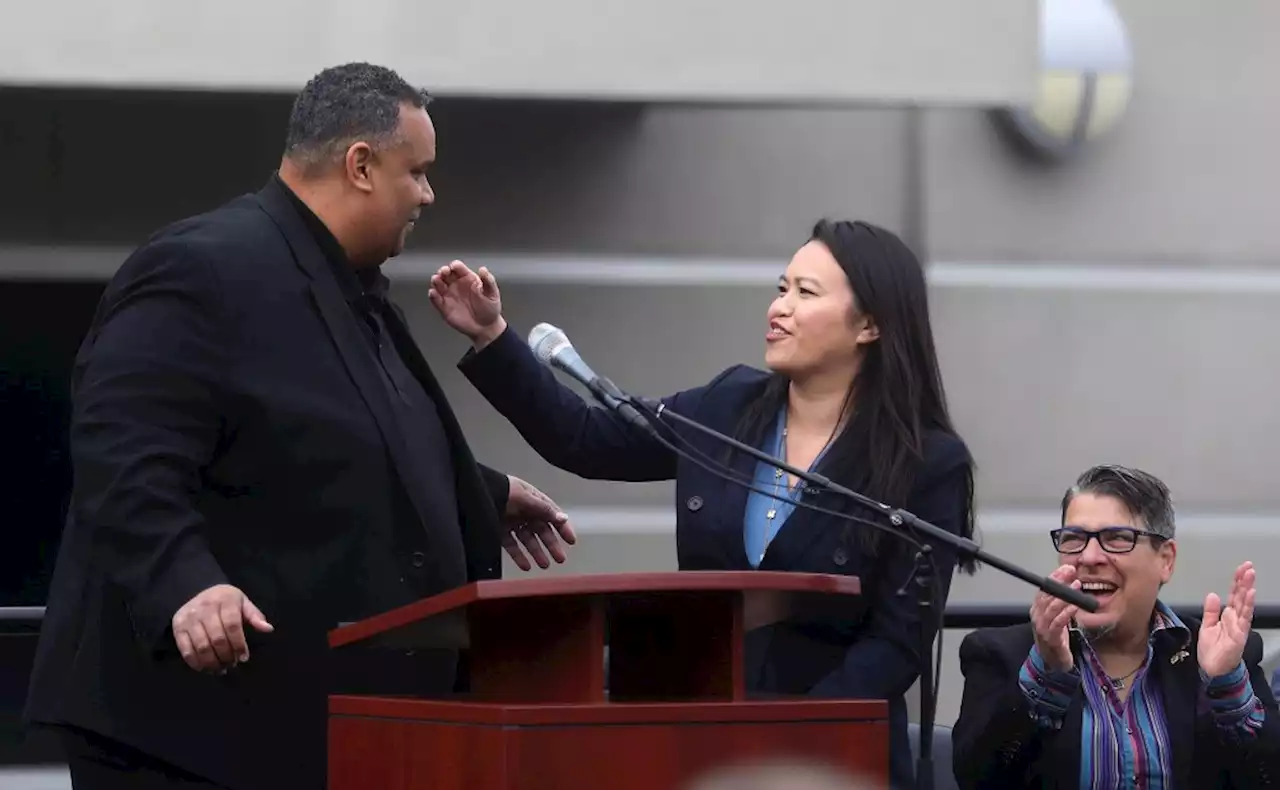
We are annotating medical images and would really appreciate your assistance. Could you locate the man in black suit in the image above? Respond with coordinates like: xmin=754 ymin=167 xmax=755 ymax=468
xmin=952 ymin=465 xmax=1278 ymax=788
xmin=24 ymin=62 xmax=577 ymax=790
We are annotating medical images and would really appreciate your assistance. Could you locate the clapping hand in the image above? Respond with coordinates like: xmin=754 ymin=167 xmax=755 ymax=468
xmin=1030 ymin=565 xmax=1081 ymax=672
xmin=1198 ymin=561 xmax=1256 ymax=678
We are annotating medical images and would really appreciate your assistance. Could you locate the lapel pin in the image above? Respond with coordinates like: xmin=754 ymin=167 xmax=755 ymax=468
xmin=1170 ymin=649 xmax=1189 ymax=665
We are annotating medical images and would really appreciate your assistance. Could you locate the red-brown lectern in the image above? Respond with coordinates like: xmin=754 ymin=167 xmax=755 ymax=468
xmin=327 ymin=572 xmax=888 ymax=789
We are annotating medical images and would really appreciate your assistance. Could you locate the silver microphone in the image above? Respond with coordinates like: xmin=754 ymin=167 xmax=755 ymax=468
xmin=528 ymin=323 xmax=627 ymax=406
xmin=526 ymin=323 xmax=658 ymax=435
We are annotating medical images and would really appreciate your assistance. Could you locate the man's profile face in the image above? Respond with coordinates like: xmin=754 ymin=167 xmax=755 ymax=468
xmin=1060 ymin=492 xmax=1175 ymax=639
xmin=364 ymin=102 xmax=436 ymax=262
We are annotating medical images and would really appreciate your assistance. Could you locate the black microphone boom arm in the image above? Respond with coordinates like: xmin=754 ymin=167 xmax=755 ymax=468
xmin=645 ymin=401 xmax=1096 ymax=612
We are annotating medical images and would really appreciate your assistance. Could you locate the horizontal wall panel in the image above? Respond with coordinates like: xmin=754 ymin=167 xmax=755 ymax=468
xmin=9 ymin=246 xmax=1280 ymax=288
xmin=0 ymin=91 xmax=907 ymax=257
xmin=0 ymin=1 xmax=1036 ymax=105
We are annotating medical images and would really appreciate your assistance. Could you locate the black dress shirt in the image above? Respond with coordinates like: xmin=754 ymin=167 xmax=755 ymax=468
xmin=277 ymin=176 xmax=468 ymax=595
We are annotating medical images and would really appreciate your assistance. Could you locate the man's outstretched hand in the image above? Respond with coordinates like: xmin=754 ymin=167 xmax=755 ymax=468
xmin=500 ymin=476 xmax=577 ymax=571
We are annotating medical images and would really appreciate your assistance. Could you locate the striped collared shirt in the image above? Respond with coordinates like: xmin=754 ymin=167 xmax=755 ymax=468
xmin=1018 ymin=601 xmax=1267 ymax=790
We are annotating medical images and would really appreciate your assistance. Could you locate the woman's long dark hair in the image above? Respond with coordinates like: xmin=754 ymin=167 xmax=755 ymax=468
xmin=732 ymin=220 xmax=978 ymax=573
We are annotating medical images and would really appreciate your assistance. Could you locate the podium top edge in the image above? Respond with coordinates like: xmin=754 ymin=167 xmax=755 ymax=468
xmin=472 ymin=571 xmax=861 ymax=599
xmin=328 ymin=571 xmax=860 ymax=648
xmin=328 ymin=695 xmax=889 ymax=725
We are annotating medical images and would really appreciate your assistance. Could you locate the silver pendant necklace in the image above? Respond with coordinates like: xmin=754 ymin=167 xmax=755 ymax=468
xmin=760 ymin=427 xmax=787 ymax=563
xmin=1108 ymin=664 xmax=1143 ymax=691
xmin=761 ymin=411 xmax=840 ymax=563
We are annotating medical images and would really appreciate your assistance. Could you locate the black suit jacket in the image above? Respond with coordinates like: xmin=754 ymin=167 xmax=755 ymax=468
xmin=458 ymin=326 xmax=975 ymax=790
xmin=24 ymin=178 xmax=510 ymax=790
xmin=952 ymin=620 xmax=1280 ymax=789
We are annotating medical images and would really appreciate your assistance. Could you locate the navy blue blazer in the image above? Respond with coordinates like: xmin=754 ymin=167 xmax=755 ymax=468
xmin=460 ymin=325 xmax=974 ymax=788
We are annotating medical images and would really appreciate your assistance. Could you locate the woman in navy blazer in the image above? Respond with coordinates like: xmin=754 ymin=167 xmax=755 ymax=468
xmin=431 ymin=220 xmax=977 ymax=789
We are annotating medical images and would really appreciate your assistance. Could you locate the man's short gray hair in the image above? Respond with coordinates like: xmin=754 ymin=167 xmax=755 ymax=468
xmin=283 ymin=62 xmax=430 ymax=174
xmin=1060 ymin=464 xmax=1176 ymax=539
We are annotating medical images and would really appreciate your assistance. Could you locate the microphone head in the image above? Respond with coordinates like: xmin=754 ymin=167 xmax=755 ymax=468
xmin=527 ymin=322 xmax=571 ymax=365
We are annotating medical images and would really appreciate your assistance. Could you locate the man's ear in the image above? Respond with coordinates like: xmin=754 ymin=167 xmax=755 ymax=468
xmin=1159 ymin=539 xmax=1177 ymax=584
xmin=343 ymin=142 xmax=376 ymax=193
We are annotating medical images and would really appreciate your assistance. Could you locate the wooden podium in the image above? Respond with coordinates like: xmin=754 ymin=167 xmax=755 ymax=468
xmin=327 ymin=572 xmax=888 ymax=789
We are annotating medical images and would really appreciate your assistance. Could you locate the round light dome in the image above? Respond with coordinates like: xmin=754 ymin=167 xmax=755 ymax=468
xmin=994 ymin=0 xmax=1133 ymax=162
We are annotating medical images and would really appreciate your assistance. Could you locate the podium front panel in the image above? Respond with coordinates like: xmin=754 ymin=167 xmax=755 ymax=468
xmin=329 ymin=697 xmax=889 ymax=790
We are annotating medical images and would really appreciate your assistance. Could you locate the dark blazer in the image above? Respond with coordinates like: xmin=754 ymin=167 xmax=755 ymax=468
xmin=952 ymin=621 xmax=1280 ymax=789
xmin=24 ymin=178 xmax=510 ymax=790
xmin=458 ymin=326 xmax=974 ymax=790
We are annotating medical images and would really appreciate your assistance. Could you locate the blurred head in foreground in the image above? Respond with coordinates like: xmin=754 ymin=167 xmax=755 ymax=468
xmin=685 ymin=758 xmax=879 ymax=790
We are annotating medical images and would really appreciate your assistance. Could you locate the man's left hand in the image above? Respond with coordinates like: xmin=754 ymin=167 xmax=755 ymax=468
xmin=500 ymin=476 xmax=577 ymax=571
xmin=1198 ymin=561 xmax=1256 ymax=678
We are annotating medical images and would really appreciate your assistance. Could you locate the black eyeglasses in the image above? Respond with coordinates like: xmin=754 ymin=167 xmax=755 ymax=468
xmin=1050 ymin=526 xmax=1167 ymax=555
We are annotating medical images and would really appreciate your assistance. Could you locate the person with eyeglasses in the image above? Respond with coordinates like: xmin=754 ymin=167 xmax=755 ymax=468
xmin=951 ymin=464 xmax=1279 ymax=789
